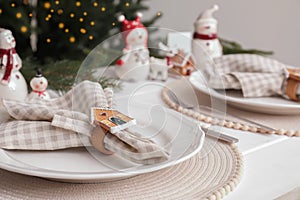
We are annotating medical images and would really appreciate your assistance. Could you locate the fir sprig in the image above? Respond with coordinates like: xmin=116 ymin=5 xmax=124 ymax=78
xmin=220 ymin=38 xmax=273 ymax=55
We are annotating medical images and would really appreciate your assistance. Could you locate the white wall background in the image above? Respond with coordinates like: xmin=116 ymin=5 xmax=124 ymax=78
xmin=144 ymin=0 xmax=300 ymax=66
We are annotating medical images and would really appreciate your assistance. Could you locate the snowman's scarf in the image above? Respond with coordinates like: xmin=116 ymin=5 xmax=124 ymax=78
xmin=193 ymin=32 xmax=218 ymax=40
xmin=0 ymin=48 xmax=16 ymax=82
xmin=32 ymin=90 xmax=46 ymax=97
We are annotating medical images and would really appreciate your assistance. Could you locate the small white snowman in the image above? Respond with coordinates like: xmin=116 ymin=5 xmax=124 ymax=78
xmin=0 ymin=28 xmax=28 ymax=103
xmin=115 ymin=12 xmax=150 ymax=81
xmin=192 ymin=5 xmax=223 ymax=70
xmin=28 ymin=69 xmax=50 ymax=100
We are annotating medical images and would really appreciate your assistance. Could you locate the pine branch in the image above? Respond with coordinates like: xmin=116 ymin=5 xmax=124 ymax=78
xmin=220 ymin=38 xmax=273 ymax=56
xmin=21 ymin=59 xmax=122 ymax=92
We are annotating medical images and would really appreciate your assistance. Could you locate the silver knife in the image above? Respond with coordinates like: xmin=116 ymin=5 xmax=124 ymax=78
xmin=201 ymin=126 xmax=239 ymax=143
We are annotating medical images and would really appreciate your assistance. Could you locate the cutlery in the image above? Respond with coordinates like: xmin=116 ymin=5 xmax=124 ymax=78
xmin=165 ymin=90 xmax=239 ymax=143
xmin=201 ymin=126 xmax=239 ymax=143
xmin=167 ymin=89 xmax=276 ymax=132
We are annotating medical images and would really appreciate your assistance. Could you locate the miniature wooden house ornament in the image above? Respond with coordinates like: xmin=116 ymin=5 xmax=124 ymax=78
xmin=170 ymin=49 xmax=196 ymax=76
xmin=91 ymin=107 xmax=136 ymax=133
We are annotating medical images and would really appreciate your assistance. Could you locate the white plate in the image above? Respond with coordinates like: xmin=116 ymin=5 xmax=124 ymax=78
xmin=0 ymin=106 xmax=205 ymax=183
xmin=190 ymin=71 xmax=300 ymax=115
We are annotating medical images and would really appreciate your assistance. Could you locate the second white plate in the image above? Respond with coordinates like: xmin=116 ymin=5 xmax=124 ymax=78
xmin=190 ymin=71 xmax=300 ymax=115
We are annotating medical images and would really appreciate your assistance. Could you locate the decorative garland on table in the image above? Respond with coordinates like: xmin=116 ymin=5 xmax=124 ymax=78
xmin=162 ymin=87 xmax=300 ymax=137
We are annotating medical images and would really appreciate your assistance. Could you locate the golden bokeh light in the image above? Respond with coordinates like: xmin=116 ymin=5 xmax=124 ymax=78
xmin=57 ymin=9 xmax=63 ymax=15
xmin=44 ymin=2 xmax=51 ymax=9
xmin=80 ymin=28 xmax=87 ymax=34
xmin=20 ymin=26 xmax=27 ymax=33
xmin=58 ymin=22 xmax=65 ymax=29
xmin=76 ymin=1 xmax=81 ymax=7
xmin=69 ymin=36 xmax=76 ymax=43
xmin=16 ymin=12 xmax=22 ymax=19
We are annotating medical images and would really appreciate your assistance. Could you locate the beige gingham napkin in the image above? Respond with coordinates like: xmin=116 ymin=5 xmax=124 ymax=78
xmin=0 ymin=81 xmax=169 ymax=164
xmin=205 ymin=54 xmax=288 ymax=97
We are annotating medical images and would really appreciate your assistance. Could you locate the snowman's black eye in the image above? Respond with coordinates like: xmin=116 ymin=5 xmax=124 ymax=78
xmin=40 ymin=81 xmax=43 ymax=85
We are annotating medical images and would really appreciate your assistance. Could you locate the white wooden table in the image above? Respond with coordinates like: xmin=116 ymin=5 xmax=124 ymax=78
xmin=114 ymin=77 xmax=300 ymax=200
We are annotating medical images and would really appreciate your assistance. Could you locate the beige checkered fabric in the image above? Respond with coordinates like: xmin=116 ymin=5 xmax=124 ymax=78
xmin=0 ymin=81 xmax=169 ymax=164
xmin=105 ymin=130 xmax=169 ymax=164
xmin=206 ymin=54 xmax=288 ymax=97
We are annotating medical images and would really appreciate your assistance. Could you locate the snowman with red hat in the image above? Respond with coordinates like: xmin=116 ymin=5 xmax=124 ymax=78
xmin=192 ymin=5 xmax=223 ymax=70
xmin=115 ymin=12 xmax=150 ymax=81
xmin=0 ymin=28 xmax=28 ymax=103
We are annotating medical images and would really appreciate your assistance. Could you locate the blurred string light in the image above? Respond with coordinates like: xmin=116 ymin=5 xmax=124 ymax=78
xmin=58 ymin=22 xmax=64 ymax=29
xmin=44 ymin=2 xmax=51 ymax=9
xmin=75 ymin=1 xmax=81 ymax=7
xmin=16 ymin=12 xmax=22 ymax=19
xmin=14 ymin=0 xmax=135 ymax=45
xmin=20 ymin=26 xmax=27 ymax=33
xmin=80 ymin=28 xmax=86 ymax=34
xmin=57 ymin=9 xmax=63 ymax=15
xmin=69 ymin=36 xmax=76 ymax=43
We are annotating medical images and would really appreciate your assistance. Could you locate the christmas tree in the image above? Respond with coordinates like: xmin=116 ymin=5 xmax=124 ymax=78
xmin=0 ymin=1 xmax=272 ymax=92
xmin=0 ymin=0 xmax=161 ymax=61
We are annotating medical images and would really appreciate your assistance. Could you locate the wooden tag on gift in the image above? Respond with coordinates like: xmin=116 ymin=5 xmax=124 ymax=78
xmin=91 ymin=107 xmax=136 ymax=133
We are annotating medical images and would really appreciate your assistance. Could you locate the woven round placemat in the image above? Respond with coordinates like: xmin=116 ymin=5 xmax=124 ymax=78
xmin=0 ymin=138 xmax=243 ymax=200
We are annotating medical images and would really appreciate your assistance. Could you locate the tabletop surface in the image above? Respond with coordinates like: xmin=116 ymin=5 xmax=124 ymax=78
xmin=113 ymin=76 xmax=300 ymax=200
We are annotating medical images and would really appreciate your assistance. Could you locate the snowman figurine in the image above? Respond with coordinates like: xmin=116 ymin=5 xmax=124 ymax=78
xmin=0 ymin=28 xmax=28 ymax=102
xmin=115 ymin=12 xmax=150 ymax=81
xmin=28 ymin=69 xmax=50 ymax=100
xmin=192 ymin=5 xmax=223 ymax=70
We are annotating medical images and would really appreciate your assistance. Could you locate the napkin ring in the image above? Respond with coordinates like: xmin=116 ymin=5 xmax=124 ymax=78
xmin=91 ymin=126 xmax=114 ymax=155
xmin=286 ymin=68 xmax=300 ymax=101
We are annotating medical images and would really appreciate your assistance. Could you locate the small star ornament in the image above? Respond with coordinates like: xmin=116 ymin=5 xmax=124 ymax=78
xmin=28 ymin=68 xmax=50 ymax=100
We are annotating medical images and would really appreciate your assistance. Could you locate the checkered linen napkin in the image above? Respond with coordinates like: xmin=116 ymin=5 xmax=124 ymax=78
xmin=0 ymin=81 xmax=169 ymax=164
xmin=205 ymin=54 xmax=288 ymax=97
